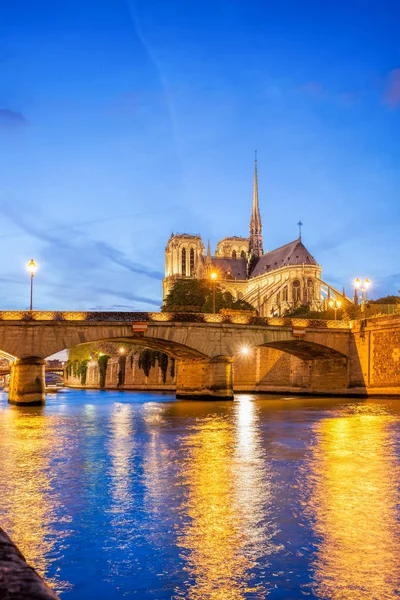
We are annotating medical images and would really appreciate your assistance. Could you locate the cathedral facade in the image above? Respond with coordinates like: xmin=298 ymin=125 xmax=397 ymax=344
xmin=163 ymin=158 xmax=327 ymax=317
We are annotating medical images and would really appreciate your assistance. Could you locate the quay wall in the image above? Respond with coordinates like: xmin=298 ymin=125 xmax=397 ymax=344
xmin=66 ymin=348 xmax=350 ymax=395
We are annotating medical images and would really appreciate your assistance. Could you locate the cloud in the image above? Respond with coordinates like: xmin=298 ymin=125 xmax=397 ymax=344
xmin=0 ymin=108 xmax=27 ymax=128
xmin=384 ymin=68 xmax=400 ymax=107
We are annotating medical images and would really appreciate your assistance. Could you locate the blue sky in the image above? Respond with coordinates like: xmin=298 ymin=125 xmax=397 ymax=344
xmin=0 ymin=0 xmax=399 ymax=310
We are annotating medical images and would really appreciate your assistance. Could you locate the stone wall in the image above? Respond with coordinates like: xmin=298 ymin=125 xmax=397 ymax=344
xmin=66 ymin=355 xmax=175 ymax=391
xmin=349 ymin=315 xmax=400 ymax=395
xmin=233 ymin=346 xmax=348 ymax=394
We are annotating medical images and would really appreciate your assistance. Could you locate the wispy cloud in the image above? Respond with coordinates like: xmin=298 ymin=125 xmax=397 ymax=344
xmin=0 ymin=108 xmax=27 ymax=128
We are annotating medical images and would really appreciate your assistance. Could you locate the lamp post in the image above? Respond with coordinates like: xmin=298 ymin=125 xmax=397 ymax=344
xmin=27 ymin=259 xmax=37 ymax=311
xmin=354 ymin=278 xmax=371 ymax=313
xmin=210 ymin=271 xmax=218 ymax=314
xmin=329 ymin=299 xmax=342 ymax=321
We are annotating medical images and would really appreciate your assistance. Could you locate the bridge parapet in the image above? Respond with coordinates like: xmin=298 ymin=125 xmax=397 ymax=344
xmin=0 ymin=310 xmax=350 ymax=330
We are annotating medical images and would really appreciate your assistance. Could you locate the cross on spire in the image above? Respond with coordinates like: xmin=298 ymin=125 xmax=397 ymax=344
xmin=297 ymin=220 xmax=303 ymax=239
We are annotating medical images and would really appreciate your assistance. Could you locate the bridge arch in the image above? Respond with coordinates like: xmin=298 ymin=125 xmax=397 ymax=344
xmin=259 ymin=340 xmax=347 ymax=361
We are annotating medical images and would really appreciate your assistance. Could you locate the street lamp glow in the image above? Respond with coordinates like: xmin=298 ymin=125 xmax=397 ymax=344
xmin=27 ymin=259 xmax=37 ymax=311
xmin=210 ymin=271 xmax=218 ymax=314
xmin=240 ymin=346 xmax=250 ymax=356
xmin=119 ymin=347 xmax=125 ymax=354
xmin=27 ymin=259 xmax=37 ymax=275
xmin=329 ymin=299 xmax=342 ymax=321
xmin=354 ymin=278 xmax=371 ymax=313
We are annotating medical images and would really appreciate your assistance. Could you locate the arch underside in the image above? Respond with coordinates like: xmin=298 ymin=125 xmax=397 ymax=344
xmin=61 ymin=337 xmax=208 ymax=361
xmin=263 ymin=340 xmax=346 ymax=360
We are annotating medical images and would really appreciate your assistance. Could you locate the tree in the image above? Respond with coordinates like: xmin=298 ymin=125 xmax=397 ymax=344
xmin=369 ymin=295 xmax=400 ymax=304
xmin=163 ymin=278 xmax=255 ymax=313
xmin=163 ymin=279 xmax=210 ymax=311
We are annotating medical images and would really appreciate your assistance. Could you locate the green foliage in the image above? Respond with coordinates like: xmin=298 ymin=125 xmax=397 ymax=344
xmin=158 ymin=353 xmax=169 ymax=383
xmin=98 ymin=355 xmax=110 ymax=388
xmin=138 ymin=349 xmax=153 ymax=377
xmin=138 ymin=349 xmax=170 ymax=381
xmin=118 ymin=354 xmax=126 ymax=387
xmin=163 ymin=278 xmax=255 ymax=313
xmin=163 ymin=279 xmax=210 ymax=311
xmin=369 ymin=295 xmax=400 ymax=304
xmin=65 ymin=359 xmax=89 ymax=384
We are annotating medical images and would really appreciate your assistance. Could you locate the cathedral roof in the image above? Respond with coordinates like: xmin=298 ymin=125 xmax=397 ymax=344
xmin=212 ymin=257 xmax=247 ymax=279
xmin=250 ymin=238 xmax=318 ymax=278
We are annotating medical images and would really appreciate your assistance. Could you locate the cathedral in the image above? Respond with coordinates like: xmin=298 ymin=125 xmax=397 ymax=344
xmin=163 ymin=157 xmax=337 ymax=317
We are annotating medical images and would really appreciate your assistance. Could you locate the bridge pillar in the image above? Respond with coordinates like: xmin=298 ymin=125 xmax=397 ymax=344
xmin=176 ymin=356 xmax=234 ymax=400
xmin=9 ymin=357 xmax=46 ymax=406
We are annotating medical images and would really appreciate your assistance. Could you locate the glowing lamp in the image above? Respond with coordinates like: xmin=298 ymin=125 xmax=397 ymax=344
xmin=27 ymin=259 xmax=37 ymax=275
xmin=210 ymin=272 xmax=218 ymax=281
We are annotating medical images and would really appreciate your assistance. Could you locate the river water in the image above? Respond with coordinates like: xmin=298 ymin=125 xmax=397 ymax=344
xmin=0 ymin=389 xmax=399 ymax=599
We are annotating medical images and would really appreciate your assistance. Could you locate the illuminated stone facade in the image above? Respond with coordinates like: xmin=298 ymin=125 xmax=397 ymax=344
xmin=163 ymin=159 xmax=325 ymax=316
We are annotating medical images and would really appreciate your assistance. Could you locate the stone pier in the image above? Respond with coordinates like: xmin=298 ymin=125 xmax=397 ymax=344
xmin=9 ymin=357 xmax=46 ymax=406
xmin=176 ymin=356 xmax=234 ymax=400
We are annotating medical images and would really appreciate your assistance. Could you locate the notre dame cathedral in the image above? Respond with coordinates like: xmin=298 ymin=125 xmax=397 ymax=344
xmin=163 ymin=157 xmax=340 ymax=317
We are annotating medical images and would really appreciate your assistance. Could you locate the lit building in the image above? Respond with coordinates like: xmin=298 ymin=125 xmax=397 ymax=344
xmin=163 ymin=157 xmax=340 ymax=316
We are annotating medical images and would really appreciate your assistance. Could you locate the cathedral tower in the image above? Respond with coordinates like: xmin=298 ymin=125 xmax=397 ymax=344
xmin=248 ymin=152 xmax=263 ymax=257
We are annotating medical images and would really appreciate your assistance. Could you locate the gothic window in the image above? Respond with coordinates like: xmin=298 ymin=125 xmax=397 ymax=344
xmin=276 ymin=292 xmax=280 ymax=304
xmin=232 ymin=250 xmax=237 ymax=259
xmin=237 ymin=292 xmax=243 ymax=300
xmin=305 ymin=279 xmax=313 ymax=304
xmin=181 ymin=248 xmax=186 ymax=276
xmin=241 ymin=250 xmax=246 ymax=259
xmin=189 ymin=248 xmax=195 ymax=276
xmin=283 ymin=286 xmax=288 ymax=302
xmin=292 ymin=279 xmax=301 ymax=303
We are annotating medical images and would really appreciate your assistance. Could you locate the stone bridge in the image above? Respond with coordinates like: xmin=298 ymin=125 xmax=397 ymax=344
xmin=0 ymin=311 xmax=351 ymax=405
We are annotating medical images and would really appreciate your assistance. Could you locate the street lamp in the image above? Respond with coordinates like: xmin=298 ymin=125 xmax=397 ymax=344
xmin=354 ymin=278 xmax=371 ymax=313
xmin=329 ymin=299 xmax=342 ymax=321
xmin=27 ymin=259 xmax=37 ymax=311
xmin=210 ymin=271 xmax=218 ymax=314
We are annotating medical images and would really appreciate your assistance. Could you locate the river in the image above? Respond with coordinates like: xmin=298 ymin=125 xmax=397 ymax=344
xmin=0 ymin=389 xmax=399 ymax=599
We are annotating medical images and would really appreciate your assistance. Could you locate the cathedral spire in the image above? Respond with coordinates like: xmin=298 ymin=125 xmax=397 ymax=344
xmin=205 ymin=239 xmax=213 ymax=265
xmin=249 ymin=150 xmax=263 ymax=257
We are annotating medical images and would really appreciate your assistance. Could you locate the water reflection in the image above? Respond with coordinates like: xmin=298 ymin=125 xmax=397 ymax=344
xmin=0 ymin=404 xmax=71 ymax=591
xmin=175 ymin=397 xmax=274 ymax=599
xmin=308 ymin=405 xmax=400 ymax=599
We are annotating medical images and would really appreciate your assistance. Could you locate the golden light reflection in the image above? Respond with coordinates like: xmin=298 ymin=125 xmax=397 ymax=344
xmin=234 ymin=396 xmax=278 ymax=559
xmin=108 ymin=403 xmax=134 ymax=514
xmin=307 ymin=405 xmax=400 ymax=599
xmin=0 ymin=404 xmax=71 ymax=592
xmin=175 ymin=413 xmax=271 ymax=599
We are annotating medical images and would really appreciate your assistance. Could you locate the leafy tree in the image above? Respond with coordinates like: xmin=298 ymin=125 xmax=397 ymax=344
xmin=163 ymin=279 xmax=254 ymax=313
xmin=369 ymin=295 xmax=400 ymax=304
xmin=163 ymin=279 xmax=210 ymax=311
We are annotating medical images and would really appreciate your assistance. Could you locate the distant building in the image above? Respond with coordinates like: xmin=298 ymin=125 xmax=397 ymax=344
xmin=163 ymin=157 xmax=339 ymax=316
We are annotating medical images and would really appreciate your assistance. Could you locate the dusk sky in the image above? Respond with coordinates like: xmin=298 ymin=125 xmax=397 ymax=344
xmin=1 ymin=0 xmax=399 ymax=311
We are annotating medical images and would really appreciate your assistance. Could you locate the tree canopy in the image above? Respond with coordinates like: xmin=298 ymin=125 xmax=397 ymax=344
xmin=163 ymin=278 xmax=254 ymax=313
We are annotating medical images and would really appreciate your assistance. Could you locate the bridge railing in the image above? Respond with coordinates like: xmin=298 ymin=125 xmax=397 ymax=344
xmin=0 ymin=311 xmax=350 ymax=329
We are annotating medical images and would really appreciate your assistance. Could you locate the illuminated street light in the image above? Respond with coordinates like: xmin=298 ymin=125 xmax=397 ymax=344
xmin=27 ymin=259 xmax=37 ymax=311
xmin=210 ymin=271 xmax=218 ymax=314
xmin=354 ymin=278 xmax=371 ymax=313
xmin=240 ymin=346 xmax=250 ymax=356
xmin=329 ymin=299 xmax=342 ymax=321
xmin=119 ymin=347 xmax=125 ymax=354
